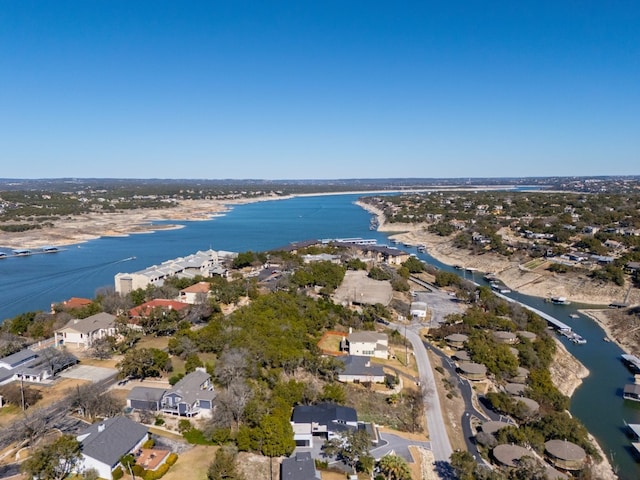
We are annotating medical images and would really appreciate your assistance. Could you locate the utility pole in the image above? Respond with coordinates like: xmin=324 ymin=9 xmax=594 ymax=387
xmin=404 ymin=323 xmax=408 ymax=367
xmin=20 ymin=376 xmax=25 ymax=412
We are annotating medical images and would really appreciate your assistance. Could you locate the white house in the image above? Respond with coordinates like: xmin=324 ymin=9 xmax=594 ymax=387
xmin=344 ymin=330 xmax=389 ymax=359
xmin=410 ymin=301 xmax=428 ymax=321
xmin=76 ymin=416 xmax=148 ymax=479
xmin=54 ymin=312 xmax=117 ymax=348
xmin=178 ymin=281 xmax=211 ymax=304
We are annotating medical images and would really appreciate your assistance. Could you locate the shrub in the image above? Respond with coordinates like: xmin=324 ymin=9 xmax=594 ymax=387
xmin=177 ymin=419 xmax=192 ymax=433
xmin=132 ymin=464 xmax=145 ymax=477
xmin=154 ymin=416 xmax=165 ymax=426
xmin=183 ymin=428 xmax=215 ymax=445
xmin=112 ymin=467 xmax=124 ymax=480
xmin=143 ymin=438 xmax=155 ymax=449
xmin=169 ymin=373 xmax=185 ymax=386
xmin=143 ymin=463 xmax=170 ymax=480
xmin=166 ymin=453 xmax=178 ymax=466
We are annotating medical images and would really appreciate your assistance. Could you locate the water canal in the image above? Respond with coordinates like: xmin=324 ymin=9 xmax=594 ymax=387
xmin=0 ymin=193 xmax=638 ymax=478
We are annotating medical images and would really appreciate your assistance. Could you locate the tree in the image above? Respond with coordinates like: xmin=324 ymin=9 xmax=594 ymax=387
xmin=0 ymin=383 xmax=42 ymax=410
xmin=185 ymin=353 xmax=204 ymax=373
xmin=449 ymin=450 xmax=476 ymax=480
xmin=117 ymin=347 xmax=172 ymax=380
xmin=323 ymin=428 xmax=371 ymax=474
xmin=21 ymin=434 xmax=82 ymax=480
xmin=402 ymin=256 xmax=425 ymax=274
xmin=260 ymin=414 xmax=295 ymax=457
xmin=69 ymin=383 xmax=124 ymax=420
xmin=207 ymin=445 xmax=245 ymax=480
xmin=378 ymin=454 xmax=412 ymax=480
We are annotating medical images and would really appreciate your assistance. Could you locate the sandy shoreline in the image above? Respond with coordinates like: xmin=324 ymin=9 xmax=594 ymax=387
xmin=0 ymin=190 xmax=394 ymax=250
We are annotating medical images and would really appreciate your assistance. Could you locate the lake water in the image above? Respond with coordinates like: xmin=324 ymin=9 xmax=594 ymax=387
xmin=0 ymin=193 xmax=638 ymax=478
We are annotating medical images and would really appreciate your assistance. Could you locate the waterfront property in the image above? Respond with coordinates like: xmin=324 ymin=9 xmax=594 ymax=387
xmin=114 ymin=249 xmax=234 ymax=295
xmin=544 ymin=439 xmax=587 ymax=472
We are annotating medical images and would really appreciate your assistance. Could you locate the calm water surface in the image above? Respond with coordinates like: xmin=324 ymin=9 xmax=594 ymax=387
xmin=0 ymin=193 xmax=638 ymax=478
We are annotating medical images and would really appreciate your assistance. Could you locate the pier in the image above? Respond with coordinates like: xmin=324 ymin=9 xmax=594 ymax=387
xmin=0 ymin=246 xmax=63 ymax=259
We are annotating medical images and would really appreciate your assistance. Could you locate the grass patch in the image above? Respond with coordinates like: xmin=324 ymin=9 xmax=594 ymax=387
xmin=183 ymin=428 xmax=215 ymax=445
xmin=137 ymin=336 xmax=170 ymax=350
xmin=317 ymin=331 xmax=345 ymax=354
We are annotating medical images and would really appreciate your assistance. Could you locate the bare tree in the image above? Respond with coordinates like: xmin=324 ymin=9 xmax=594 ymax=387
xmin=212 ymin=379 xmax=253 ymax=432
xmin=215 ymin=349 xmax=248 ymax=387
xmin=96 ymin=286 xmax=133 ymax=315
xmin=69 ymin=383 xmax=124 ymax=421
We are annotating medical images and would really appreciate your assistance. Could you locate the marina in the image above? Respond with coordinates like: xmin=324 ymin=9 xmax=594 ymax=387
xmin=0 ymin=246 xmax=63 ymax=258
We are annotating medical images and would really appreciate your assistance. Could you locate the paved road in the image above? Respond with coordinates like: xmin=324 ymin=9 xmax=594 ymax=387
xmin=402 ymin=326 xmax=452 ymax=462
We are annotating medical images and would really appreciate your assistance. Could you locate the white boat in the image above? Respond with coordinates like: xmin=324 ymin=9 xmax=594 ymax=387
xmin=549 ymin=296 xmax=571 ymax=305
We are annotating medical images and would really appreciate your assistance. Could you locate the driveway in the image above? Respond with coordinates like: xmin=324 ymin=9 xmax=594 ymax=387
xmin=58 ymin=364 xmax=118 ymax=383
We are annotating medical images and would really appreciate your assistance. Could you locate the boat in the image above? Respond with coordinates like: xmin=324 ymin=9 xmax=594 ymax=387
xmin=547 ymin=296 xmax=571 ymax=305
xmin=623 ymin=382 xmax=640 ymax=402
xmin=621 ymin=354 xmax=640 ymax=373
xmin=490 ymin=282 xmax=511 ymax=294
xmin=569 ymin=334 xmax=587 ymax=344
xmin=417 ymin=244 xmax=426 ymax=253
xmin=559 ymin=329 xmax=586 ymax=344
xmin=569 ymin=313 xmax=579 ymax=319
xmin=11 ymin=249 xmax=31 ymax=256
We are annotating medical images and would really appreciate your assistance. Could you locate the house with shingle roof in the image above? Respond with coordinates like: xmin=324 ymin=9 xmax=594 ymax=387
xmin=76 ymin=416 xmax=148 ymax=479
xmin=281 ymin=452 xmax=321 ymax=480
xmin=343 ymin=330 xmax=389 ymax=359
xmin=126 ymin=369 xmax=216 ymax=417
xmin=161 ymin=369 xmax=216 ymax=417
xmin=54 ymin=312 xmax=117 ymax=348
xmin=337 ymin=356 xmax=385 ymax=383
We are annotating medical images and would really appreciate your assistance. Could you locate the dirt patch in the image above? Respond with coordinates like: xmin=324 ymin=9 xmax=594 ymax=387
xmin=548 ymin=338 xmax=589 ymax=397
xmin=317 ymin=331 xmax=347 ymax=355
xmin=333 ymin=270 xmax=394 ymax=306
xmin=582 ymin=308 xmax=640 ymax=356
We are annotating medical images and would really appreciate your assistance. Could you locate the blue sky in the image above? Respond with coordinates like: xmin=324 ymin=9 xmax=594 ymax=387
xmin=1 ymin=1 xmax=638 ymax=179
